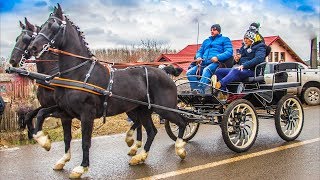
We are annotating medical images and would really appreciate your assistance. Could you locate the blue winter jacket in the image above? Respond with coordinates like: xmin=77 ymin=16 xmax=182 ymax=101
xmin=195 ymin=34 xmax=233 ymax=66
xmin=238 ymin=41 xmax=266 ymax=71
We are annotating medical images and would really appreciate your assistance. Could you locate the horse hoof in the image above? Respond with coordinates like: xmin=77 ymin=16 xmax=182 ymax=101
xmin=129 ymin=151 xmax=148 ymax=165
xmin=127 ymin=148 xmax=137 ymax=156
xmin=69 ymin=166 xmax=88 ymax=179
xmin=53 ymin=163 xmax=64 ymax=171
xmin=69 ymin=172 xmax=82 ymax=179
xmin=43 ymin=136 xmax=51 ymax=151
xmin=176 ymin=148 xmax=187 ymax=160
xmin=33 ymin=131 xmax=51 ymax=151
xmin=129 ymin=157 xmax=144 ymax=166
xmin=126 ymin=138 xmax=134 ymax=147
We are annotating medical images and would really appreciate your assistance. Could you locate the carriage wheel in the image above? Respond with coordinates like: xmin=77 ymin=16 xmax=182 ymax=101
xmin=165 ymin=120 xmax=200 ymax=142
xmin=164 ymin=100 xmax=200 ymax=141
xmin=221 ymin=99 xmax=258 ymax=153
xmin=275 ymin=94 xmax=304 ymax=141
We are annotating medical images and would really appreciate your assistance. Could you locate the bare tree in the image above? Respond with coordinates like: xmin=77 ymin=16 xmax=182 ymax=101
xmin=93 ymin=39 xmax=176 ymax=63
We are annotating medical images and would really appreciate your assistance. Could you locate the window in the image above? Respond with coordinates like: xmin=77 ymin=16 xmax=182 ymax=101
xmin=274 ymin=52 xmax=279 ymax=62
xmin=268 ymin=52 xmax=273 ymax=62
xmin=280 ymin=52 xmax=285 ymax=62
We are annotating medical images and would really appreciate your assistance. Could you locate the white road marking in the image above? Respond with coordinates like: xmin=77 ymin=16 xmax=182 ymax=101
xmin=0 ymin=147 xmax=20 ymax=152
xmin=139 ymin=137 xmax=320 ymax=180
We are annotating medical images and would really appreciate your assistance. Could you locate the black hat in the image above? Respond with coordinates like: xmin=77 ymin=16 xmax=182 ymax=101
xmin=249 ymin=22 xmax=260 ymax=32
xmin=211 ymin=24 xmax=221 ymax=33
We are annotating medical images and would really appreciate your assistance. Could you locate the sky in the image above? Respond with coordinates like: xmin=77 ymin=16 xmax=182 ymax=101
xmin=0 ymin=0 xmax=319 ymax=61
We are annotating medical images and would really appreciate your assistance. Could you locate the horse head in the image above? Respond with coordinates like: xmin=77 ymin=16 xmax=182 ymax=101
xmin=10 ymin=18 xmax=39 ymax=67
xmin=29 ymin=4 xmax=68 ymax=58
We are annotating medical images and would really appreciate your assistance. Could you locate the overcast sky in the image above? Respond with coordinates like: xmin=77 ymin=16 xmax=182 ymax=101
xmin=1 ymin=0 xmax=319 ymax=60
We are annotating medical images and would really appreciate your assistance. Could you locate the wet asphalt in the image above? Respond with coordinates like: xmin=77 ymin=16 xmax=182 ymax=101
xmin=0 ymin=105 xmax=319 ymax=180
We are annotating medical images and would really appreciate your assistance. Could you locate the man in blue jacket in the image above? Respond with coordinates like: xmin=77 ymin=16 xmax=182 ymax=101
xmin=187 ymin=24 xmax=233 ymax=93
xmin=214 ymin=29 xmax=266 ymax=91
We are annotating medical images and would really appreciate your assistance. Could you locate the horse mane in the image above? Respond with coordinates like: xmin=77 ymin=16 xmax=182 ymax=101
xmin=65 ymin=16 xmax=94 ymax=57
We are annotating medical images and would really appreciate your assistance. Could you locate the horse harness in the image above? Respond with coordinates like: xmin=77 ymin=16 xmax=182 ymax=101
xmin=10 ymin=15 xmax=203 ymax=120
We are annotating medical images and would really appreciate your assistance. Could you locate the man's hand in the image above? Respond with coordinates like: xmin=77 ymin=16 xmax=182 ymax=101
xmin=196 ymin=57 xmax=203 ymax=65
xmin=234 ymin=54 xmax=241 ymax=62
xmin=236 ymin=65 xmax=244 ymax=71
xmin=211 ymin=57 xmax=218 ymax=62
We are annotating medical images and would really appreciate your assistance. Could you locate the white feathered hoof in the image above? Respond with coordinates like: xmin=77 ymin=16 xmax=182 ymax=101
xmin=129 ymin=150 xmax=148 ymax=165
xmin=127 ymin=148 xmax=138 ymax=156
xmin=175 ymin=148 xmax=187 ymax=160
xmin=126 ymin=138 xmax=134 ymax=147
xmin=127 ymin=141 xmax=142 ymax=156
xmin=69 ymin=166 xmax=88 ymax=179
xmin=53 ymin=163 xmax=65 ymax=171
xmin=33 ymin=131 xmax=51 ymax=151
xmin=125 ymin=130 xmax=134 ymax=147
xmin=53 ymin=151 xmax=71 ymax=171
xmin=175 ymin=138 xmax=187 ymax=160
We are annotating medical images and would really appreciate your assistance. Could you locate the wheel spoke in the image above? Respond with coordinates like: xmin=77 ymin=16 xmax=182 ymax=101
xmin=236 ymin=106 xmax=241 ymax=113
xmin=244 ymin=126 xmax=250 ymax=136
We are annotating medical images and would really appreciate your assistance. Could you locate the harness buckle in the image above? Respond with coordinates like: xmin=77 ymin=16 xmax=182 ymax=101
xmin=19 ymin=54 xmax=26 ymax=67
xmin=37 ymin=43 xmax=51 ymax=58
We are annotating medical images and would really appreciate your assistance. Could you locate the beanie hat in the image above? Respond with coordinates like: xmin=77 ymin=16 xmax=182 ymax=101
xmin=244 ymin=30 xmax=256 ymax=42
xmin=211 ymin=24 xmax=221 ymax=33
xmin=249 ymin=22 xmax=260 ymax=32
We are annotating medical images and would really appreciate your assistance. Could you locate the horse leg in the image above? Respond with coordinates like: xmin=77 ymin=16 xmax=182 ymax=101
xmin=127 ymin=125 xmax=142 ymax=156
xmin=24 ymin=107 xmax=41 ymax=139
xmin=53 ymin=115 xmax=72 ymax=170
xmin=33 ymin=105 xmax=59 ymax=151
xmin=158 ymin=111 xmax=187 ymax=159
xmin=129 ymin=108 xmax=156 ymax=165
xmin=125 ymin=121 xmax=140 ymax=147
xmin=175 ymin=122 xmax=187 ymax=159
xmin=126 ymin=111 xmax=143 ymax=156
xmin=69 ymin=114 xmax=94 ymax=179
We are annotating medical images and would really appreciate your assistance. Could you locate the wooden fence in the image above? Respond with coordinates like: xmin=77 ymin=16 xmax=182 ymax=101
xmin=0 ymin=72 xmax=37 ymax=131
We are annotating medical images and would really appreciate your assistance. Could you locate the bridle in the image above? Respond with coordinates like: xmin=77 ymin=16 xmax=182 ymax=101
xmin=14 ymin=29 xmax=38 ymax=67
xmin=36 ymin=16 xmax=66 ymax=58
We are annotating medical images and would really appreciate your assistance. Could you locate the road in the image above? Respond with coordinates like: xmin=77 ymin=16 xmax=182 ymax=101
xmin=0 ymin=105 xmax=319 ymax=180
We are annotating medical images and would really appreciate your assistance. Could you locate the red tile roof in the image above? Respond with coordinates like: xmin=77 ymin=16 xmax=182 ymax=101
xmin=156 ymin=36 xmax=305 ymax=71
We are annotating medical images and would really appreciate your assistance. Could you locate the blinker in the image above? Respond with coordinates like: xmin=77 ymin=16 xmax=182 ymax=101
xmin=22 ymin=34 xmax=32 ymax=44
xmin=51 ymin=21 xmax=60 ymax=34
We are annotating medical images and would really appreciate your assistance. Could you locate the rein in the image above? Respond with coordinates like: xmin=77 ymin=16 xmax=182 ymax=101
xmin=46 ymin=47 xmax=197 ymax=68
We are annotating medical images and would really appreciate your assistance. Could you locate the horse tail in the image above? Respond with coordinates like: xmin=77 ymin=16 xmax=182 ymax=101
xmin=160 ymin=65 xmax=183 ymax=77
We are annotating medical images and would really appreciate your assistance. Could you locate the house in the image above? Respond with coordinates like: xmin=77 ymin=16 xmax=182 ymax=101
xmin=156 ymin=36 xmax=306 ymax=72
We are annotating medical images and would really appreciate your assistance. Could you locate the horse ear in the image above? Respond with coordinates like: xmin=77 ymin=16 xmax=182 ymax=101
xmin=19 ymin=20 xmax=26 ymax=29
xmin=53 ymin=6 xmax=57 ymax=13
xmin=56 ymin=3 xmax=63 ymax=19
xmin=24 ymin=17 xmax=35 ymax=31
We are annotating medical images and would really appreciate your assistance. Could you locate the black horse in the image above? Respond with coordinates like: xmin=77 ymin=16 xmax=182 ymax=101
xmin=9 ymin=18 xmax=72 ymax=144
xmin=29 ymin=4 xmax=188 ymax=178
xmin=10 ymin=17 xmax=183 ymax=158
xmin=9 ymin=18 xmax=82 ymax=172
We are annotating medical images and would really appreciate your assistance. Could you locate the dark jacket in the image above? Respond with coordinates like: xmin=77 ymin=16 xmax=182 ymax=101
xmin=238 ymin=41 xmax=266 ymax=71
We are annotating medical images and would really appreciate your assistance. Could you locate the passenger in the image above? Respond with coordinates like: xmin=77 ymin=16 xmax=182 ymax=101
xmin=214 ymin=29 xmax=266 ymax=92
xmin=187 ymin=24 xmax=233 ymax=94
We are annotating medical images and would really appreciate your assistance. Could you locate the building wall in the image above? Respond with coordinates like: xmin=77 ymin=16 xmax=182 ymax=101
xmin=268 ymin=41 xmax=296 ymax=62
